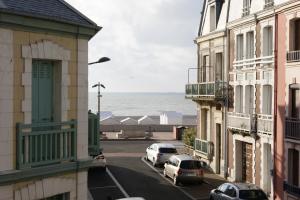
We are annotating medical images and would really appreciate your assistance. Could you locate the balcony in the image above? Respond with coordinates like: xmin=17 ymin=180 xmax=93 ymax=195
xmin=16 ymin=120 xmax=77 ymax=169
xmin=284 ymin=181 xmax=300 ymax=198
xmin=88 ymin=112 xmax=100 ymax=156
xmin=257 ymin=114 xmax=273 ymax=135
xmin=185 ymin=81 xmax=226 ymax=100
xmin=286 ymin=118 xmax=300 ymax=140
xmin=194 ymin=138 xmax=213 ymax=159
xmin=287 ymin=50 xmax=300 ymax=62
xmin=228 ymin=113 xmax=257 ymax=134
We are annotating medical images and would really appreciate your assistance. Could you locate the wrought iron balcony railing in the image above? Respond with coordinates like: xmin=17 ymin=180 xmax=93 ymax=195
xmin=16 ymin=120 xmax=77 ymax=169
xmin=287 ymin=50 xmax=300 ymax=62
xmin=284 ymin=181 xmax=300 ymax=198
xmin=257 ymin=114 xmax=273 ymax=135
xmin=285 ymin=118 xmax=300 ymax=140
xmin=185 ymin=81 xmax=226 ymax=100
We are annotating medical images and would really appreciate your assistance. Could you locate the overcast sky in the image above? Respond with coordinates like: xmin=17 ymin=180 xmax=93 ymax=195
xmin=66 ymin=0 xmax=202 ymax=93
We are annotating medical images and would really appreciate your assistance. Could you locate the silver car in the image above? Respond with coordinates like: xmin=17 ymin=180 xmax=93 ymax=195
xmin=163 ymin=154 xmax=204 ymax=185
xmin=146 ymin=143 xmax=177 ymax=166
xmin=210 ymin=183 xmax=268 ymax=200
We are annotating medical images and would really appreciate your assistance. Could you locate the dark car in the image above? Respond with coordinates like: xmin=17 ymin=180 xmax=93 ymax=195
xmin=210 ymin=183 xmax=268 ymax=200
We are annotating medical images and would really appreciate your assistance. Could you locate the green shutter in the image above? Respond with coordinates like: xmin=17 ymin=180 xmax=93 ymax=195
xmin=32 ymin=60 xmax=54 ymax=124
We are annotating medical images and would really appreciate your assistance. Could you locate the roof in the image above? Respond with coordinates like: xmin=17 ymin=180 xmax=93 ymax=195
xmin=231 ymin=183 xmax=261 ymax=190
xmin=153 ymin=143 xmax=176 ymax=148
xmin=172 ymin=154 xmax=193 ymax=161
xmin=0 ymin=0 xmax=98 ymax=28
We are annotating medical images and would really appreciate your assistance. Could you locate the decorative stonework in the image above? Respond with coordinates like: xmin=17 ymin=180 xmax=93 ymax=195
xmin=21 ymin=40 xmax=71 ymax=123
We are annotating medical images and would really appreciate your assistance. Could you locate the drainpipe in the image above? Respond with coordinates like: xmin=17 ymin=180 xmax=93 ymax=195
xmin=223 ymin=0 xmax=231 ymax=179
xmin=273 ymin=13 xmax=280 ymax=200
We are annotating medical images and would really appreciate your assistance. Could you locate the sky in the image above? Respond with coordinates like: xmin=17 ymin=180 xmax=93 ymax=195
xmin=66 ymin=0 xmax=202 ymax=93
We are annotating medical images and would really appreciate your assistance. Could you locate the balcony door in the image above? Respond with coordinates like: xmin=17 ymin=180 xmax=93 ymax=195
xmin=32 ymin=60 xmax=54 ymax=124
xmin=290 ymin=86 xmax=300 ymax=119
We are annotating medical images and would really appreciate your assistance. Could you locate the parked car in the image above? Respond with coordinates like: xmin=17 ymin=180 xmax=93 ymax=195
xmin=209 ymin=183 xmax=268 ymax=200
xmin=146 ymin=143 xmax=177 ymax=166
xmin=89 ymin=152 xmax=106 ymax=169
xmin=163 ymin=154 xmax=204 ymax=185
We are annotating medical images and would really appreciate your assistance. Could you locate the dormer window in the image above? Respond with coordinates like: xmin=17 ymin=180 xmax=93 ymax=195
xmin=242 ymin=0 xmax=251 ymax=16
xmin=265 ymin=0 xmax=274 ymax=8
xmin=210 ymin=5 xmax=216 ymax=31
xmin=209 ymin=0 xmax=224 ymax=32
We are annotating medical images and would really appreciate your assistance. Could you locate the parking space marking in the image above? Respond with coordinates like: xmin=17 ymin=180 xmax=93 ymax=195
xmin=141 ymin=157 xmax=197 ymax=200
xmin=106 ymin=167 xmax=130 ymax=198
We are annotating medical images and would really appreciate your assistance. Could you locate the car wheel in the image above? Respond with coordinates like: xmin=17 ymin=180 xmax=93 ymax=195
xmin=173 ymin=175 xmax=179 ymax=185
xmin=163 ymin=169 xmax=167 ymax=177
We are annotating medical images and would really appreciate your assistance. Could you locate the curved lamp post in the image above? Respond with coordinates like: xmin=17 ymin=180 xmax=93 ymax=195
xmin=88 ymin=57 xmax=110 ymax=65
xmin=89 ymin=57 xmax=110 ymax=118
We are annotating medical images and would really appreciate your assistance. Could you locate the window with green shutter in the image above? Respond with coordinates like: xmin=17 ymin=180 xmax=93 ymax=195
xmin=32 ymin=60 xmax=54 ymax=124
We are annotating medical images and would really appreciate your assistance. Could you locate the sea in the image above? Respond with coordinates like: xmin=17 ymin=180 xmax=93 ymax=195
xmin=88 ymin=92 xmax=197 ymax=116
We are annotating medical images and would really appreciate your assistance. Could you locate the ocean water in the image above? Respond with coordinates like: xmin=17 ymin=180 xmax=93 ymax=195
xmin=88 ymin=92 xmax=197 ymax=116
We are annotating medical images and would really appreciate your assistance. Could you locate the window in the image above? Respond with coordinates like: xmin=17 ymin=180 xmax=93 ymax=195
xmin=215 ymin=53 xmax=223 ymax=80
xmin=236 ymin=34 xmax=244 ymax=61
xmin=235 ymin=85 xmax=244 ymax=113
xmin=179 ymin=160 xmax=202 ymax=169
xmin=210 ymin=5 xmax=216 ymax=31
xmin=159 ymin=148 xmax=177 ymax=154
xmin=263 ymin=26 xmax=273 ymax=56
xmin=245 ymin=85 xmax=254 ymax=114
xmin=243 ymin=0 xmax=251 ymax=16
xmin=239 ymin=190 xmax=268 ymax=199
xmin=265 ymin=0 xmax=274 ymax=8
xmin=246 ymin=31 xmax=254 ymax=59
xmin=202 ymin=55 xmax=210 ymax=82
xmin=201 ymin=109 xmax=208 ymax=140
xmin=289 ymin=18 xmax=300 ymax=51
xmin=224 ymin=185 xmax=237 ymax=198
xmin=287 ymin=149 xmax=299 ymax=186
xmin=262 ymin=85 xmax=272 ymax=115
xmin=290 ymin=86 xmax=300 ymax=118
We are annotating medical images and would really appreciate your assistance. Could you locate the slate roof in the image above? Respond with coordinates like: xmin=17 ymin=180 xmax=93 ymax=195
xmin=0 ymin=0 xmax=98 ymax=27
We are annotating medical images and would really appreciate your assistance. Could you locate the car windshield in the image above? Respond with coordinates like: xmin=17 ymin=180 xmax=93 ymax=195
xmin=179 ymin=160 xmax=202 ymax=169
xmin=239 ymin=190 xmax=268 ymax=200
xmin=159 ymin=148 xmax=177 ymax=153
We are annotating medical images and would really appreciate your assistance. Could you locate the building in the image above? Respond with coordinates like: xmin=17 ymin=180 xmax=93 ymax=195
xmin=0 ymin=0 xmax=100 ymax=199
xmin=276 ymin=1 xmax=300 ymax=199
xmin=226 ymin=0 xmax=276 ymax=197
xmin=160 ymin=111 xmax=183 ymax=125
xmin=185 ymin=0 xmax=229 ymax=176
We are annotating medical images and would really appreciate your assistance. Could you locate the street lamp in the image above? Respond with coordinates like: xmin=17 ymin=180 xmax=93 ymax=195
xmin=88 ymin=57 xmax=110 ymax=65
xmin=88 ymin=56 xmax=110 ymax=118
xmin=92 ymin=82 xmax=105 ymax=118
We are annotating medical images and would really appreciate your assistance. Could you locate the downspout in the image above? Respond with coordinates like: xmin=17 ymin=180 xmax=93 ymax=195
xmin=273 ymin=13 xmax=279 ymax=200
xmin=224 ymin=0 xmax=231 ymax=179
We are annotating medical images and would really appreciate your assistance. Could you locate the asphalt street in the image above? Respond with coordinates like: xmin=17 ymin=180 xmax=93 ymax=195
xmin=88 ymin=140 xmax=224 ymax=200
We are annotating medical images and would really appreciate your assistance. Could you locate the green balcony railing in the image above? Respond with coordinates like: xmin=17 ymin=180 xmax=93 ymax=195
xmin=194 ymin=138 xmax=213 ymax=157
xmin=88 ymin=112 xmax=100 ymax=156
xmin=16 ymin=120 xmax=77 ymax=169
xmin=185 ymin=81 xmax=226 ymax=99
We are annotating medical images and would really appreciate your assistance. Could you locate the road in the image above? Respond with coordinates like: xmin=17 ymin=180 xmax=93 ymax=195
xmin=88 ymin=140 xmax=225 ymax=200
